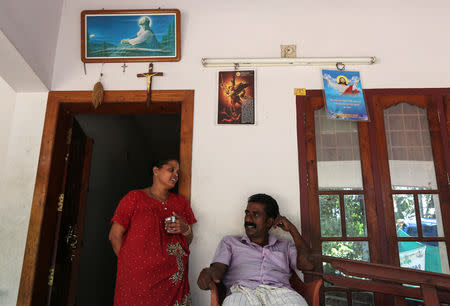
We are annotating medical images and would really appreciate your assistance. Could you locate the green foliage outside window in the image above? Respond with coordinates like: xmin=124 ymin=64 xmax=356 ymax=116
xmin=320 ymin=194 xmax=369 ymax=274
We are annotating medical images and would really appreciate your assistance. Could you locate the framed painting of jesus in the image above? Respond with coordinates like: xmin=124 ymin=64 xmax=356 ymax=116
xmin=81 ymin=9 xmax=180 ymax=63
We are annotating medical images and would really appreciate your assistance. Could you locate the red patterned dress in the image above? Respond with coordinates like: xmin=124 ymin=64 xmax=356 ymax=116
xmin=111 ymin=190 xmax=197 ymax=306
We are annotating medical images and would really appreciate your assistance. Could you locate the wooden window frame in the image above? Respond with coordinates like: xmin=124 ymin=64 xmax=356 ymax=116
xmin=297 ymin=88 xmax=450 ymax=270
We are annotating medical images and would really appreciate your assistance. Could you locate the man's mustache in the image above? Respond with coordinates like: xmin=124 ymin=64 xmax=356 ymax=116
xmin=245 ymin=222 xmax=256 ymax=227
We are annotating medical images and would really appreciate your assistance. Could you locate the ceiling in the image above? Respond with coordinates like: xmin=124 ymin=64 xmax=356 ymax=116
xmin=0 ymin=0 xmax=64 ymax=91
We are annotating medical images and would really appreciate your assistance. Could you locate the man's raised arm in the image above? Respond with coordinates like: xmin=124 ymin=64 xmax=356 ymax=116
xmin=273 ymin=215 xmax=314 ymax=271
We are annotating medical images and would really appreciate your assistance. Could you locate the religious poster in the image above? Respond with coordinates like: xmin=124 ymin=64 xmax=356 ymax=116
xmin=218 ymin=71 xmax=255 ymax=124
xmin=81 ymin=9 xmax=180 ymax=63
xmin=322 ymin=70 xmax=369 ymax=121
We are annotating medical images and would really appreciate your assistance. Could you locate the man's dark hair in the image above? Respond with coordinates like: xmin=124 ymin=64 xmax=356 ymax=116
xmin=248 ymin=193 xmax=279 ymax=219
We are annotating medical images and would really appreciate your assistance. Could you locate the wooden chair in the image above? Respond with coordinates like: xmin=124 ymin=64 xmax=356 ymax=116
xmin=210 ymin=272 xmax=323 ymax=306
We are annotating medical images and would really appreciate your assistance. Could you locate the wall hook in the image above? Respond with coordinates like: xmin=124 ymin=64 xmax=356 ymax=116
xmin=336 ymin=62 xmax=346 ymax=71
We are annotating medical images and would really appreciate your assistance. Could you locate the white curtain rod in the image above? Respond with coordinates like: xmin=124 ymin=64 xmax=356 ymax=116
xmin=201 ymin=57 xmax=376 ymax=67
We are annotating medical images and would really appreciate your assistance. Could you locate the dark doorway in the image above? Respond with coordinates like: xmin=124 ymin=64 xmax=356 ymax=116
xmin=73 ymin=113 xmax=180 ymax=305
xmin=18 ymin=90 xmax=194 ymax=306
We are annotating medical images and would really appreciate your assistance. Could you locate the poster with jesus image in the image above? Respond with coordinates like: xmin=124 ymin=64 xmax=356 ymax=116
xmin=322 ymin=69 xmax=369 ymax=121
xmin=218 ymin=70 xmax=255 ymax=124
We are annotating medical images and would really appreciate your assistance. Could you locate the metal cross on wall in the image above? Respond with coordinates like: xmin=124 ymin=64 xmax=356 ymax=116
xmin=137 ymin=63 xmax=163 ymax=106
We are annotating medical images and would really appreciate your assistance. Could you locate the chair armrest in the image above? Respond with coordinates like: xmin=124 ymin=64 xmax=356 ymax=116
xmin=302 ymin=279 xmax=323 ymax=306
xmin=290 ymin=272 xmax=323 ymax=306
xmin=210 ymin=282 xmax=220 ymax=306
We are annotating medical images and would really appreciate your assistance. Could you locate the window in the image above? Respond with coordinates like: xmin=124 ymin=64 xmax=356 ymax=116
xmin=297 ymin=91 xmax=450 ymax=305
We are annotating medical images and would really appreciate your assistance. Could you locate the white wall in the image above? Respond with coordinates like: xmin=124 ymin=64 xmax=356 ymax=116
xmin=0 ymin=30 xmax=48 ymax=92
xmin=50 ymin=0 xmax=450 ymax=304
xmin=0 ymin=77 xmax=16 ymax=181
xmin=2 ymin=0 xmax=450 ymax=304
xmin=0 ymin=93 xmax=47 ymax=306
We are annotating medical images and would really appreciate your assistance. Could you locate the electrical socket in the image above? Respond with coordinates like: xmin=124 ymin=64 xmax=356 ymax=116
xmin=281 ymin=45 xmax=297 ymax=58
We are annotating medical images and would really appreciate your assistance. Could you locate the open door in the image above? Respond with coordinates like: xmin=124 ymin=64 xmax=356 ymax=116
xmin=18 ymin=90 xmax=194 ymax=306
xmin=46 ymin=117 xmax=93 ymax=306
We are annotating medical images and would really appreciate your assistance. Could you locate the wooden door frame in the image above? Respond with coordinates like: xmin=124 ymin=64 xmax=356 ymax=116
xmin=17 ymin=90 xmax=194 ymax=306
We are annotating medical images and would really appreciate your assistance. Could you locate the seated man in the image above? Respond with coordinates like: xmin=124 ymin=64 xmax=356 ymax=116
xmin=197 ymin=193 xmax=314 ymax=306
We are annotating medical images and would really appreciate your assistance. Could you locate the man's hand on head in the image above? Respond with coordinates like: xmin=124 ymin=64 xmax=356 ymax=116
xmin=272 ymin=215 xmax=294 ymax=232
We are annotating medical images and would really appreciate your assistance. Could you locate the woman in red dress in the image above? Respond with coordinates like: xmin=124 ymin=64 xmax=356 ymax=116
xmin=109 ymin=158 xmax=196 ymax=306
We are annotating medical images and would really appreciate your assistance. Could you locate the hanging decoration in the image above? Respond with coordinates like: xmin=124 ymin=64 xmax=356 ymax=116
xmin=92 ymin=65 xmax=104 ymax=108
xmin=137 ymin=63 xmax=163 ymax=106
xmin=322 ymin=67 xmax=369 ymax=121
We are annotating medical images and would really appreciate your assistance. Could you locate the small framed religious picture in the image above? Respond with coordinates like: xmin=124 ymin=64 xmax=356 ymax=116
xmin=322 ymin=69 xmax=369 ymax=121
xmin=81 ymin=9 xmax=180 ymax=63
xmin=218 ymin=70 xmax=255 ymax=124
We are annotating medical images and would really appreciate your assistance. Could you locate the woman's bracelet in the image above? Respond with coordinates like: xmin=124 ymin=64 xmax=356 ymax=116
xmin=182 ymin=224 xmax=192 ymax=236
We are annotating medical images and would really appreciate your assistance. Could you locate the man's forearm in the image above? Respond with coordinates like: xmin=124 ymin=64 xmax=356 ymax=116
xmin=289 ymin=227 xmax=314 ymax=270
xmin=197 ymin=262 xmax=228 ymax=290
xmin=209 ymin=262 xmax=227 ymax=280
xmin=290 ymin=227 xmax=309 ymax=250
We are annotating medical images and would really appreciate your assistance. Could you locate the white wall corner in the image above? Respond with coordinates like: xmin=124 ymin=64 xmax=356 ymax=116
xmin=0 ymin=30 xmax=48 ymax=92
xmin=0 ymin=92 xmax=47 ymax=306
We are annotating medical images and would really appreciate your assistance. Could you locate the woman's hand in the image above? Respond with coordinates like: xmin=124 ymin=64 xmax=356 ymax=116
xmin=165 ymin=212 xmax=189 ymax=235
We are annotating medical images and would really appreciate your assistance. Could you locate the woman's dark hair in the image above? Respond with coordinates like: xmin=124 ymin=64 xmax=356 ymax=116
xmin=149 ymin=157 xmax=180 ymax=188
xmin=248 ymin=193 xmax=279 ymax=219
xmin=153 ymin=156 xmax=179 ymax=169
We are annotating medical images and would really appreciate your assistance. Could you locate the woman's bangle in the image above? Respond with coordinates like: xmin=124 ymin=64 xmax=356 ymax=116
xmin=182 ymin=224 xmax=192 ymax=236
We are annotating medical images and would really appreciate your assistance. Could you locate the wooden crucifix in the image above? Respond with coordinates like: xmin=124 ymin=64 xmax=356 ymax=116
xmin=137 ymin=63 xmax=163 ymax=106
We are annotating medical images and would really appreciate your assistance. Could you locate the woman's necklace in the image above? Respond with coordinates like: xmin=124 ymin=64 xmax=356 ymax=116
xmin=149 ymin=190 xmax=169 ymax=210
